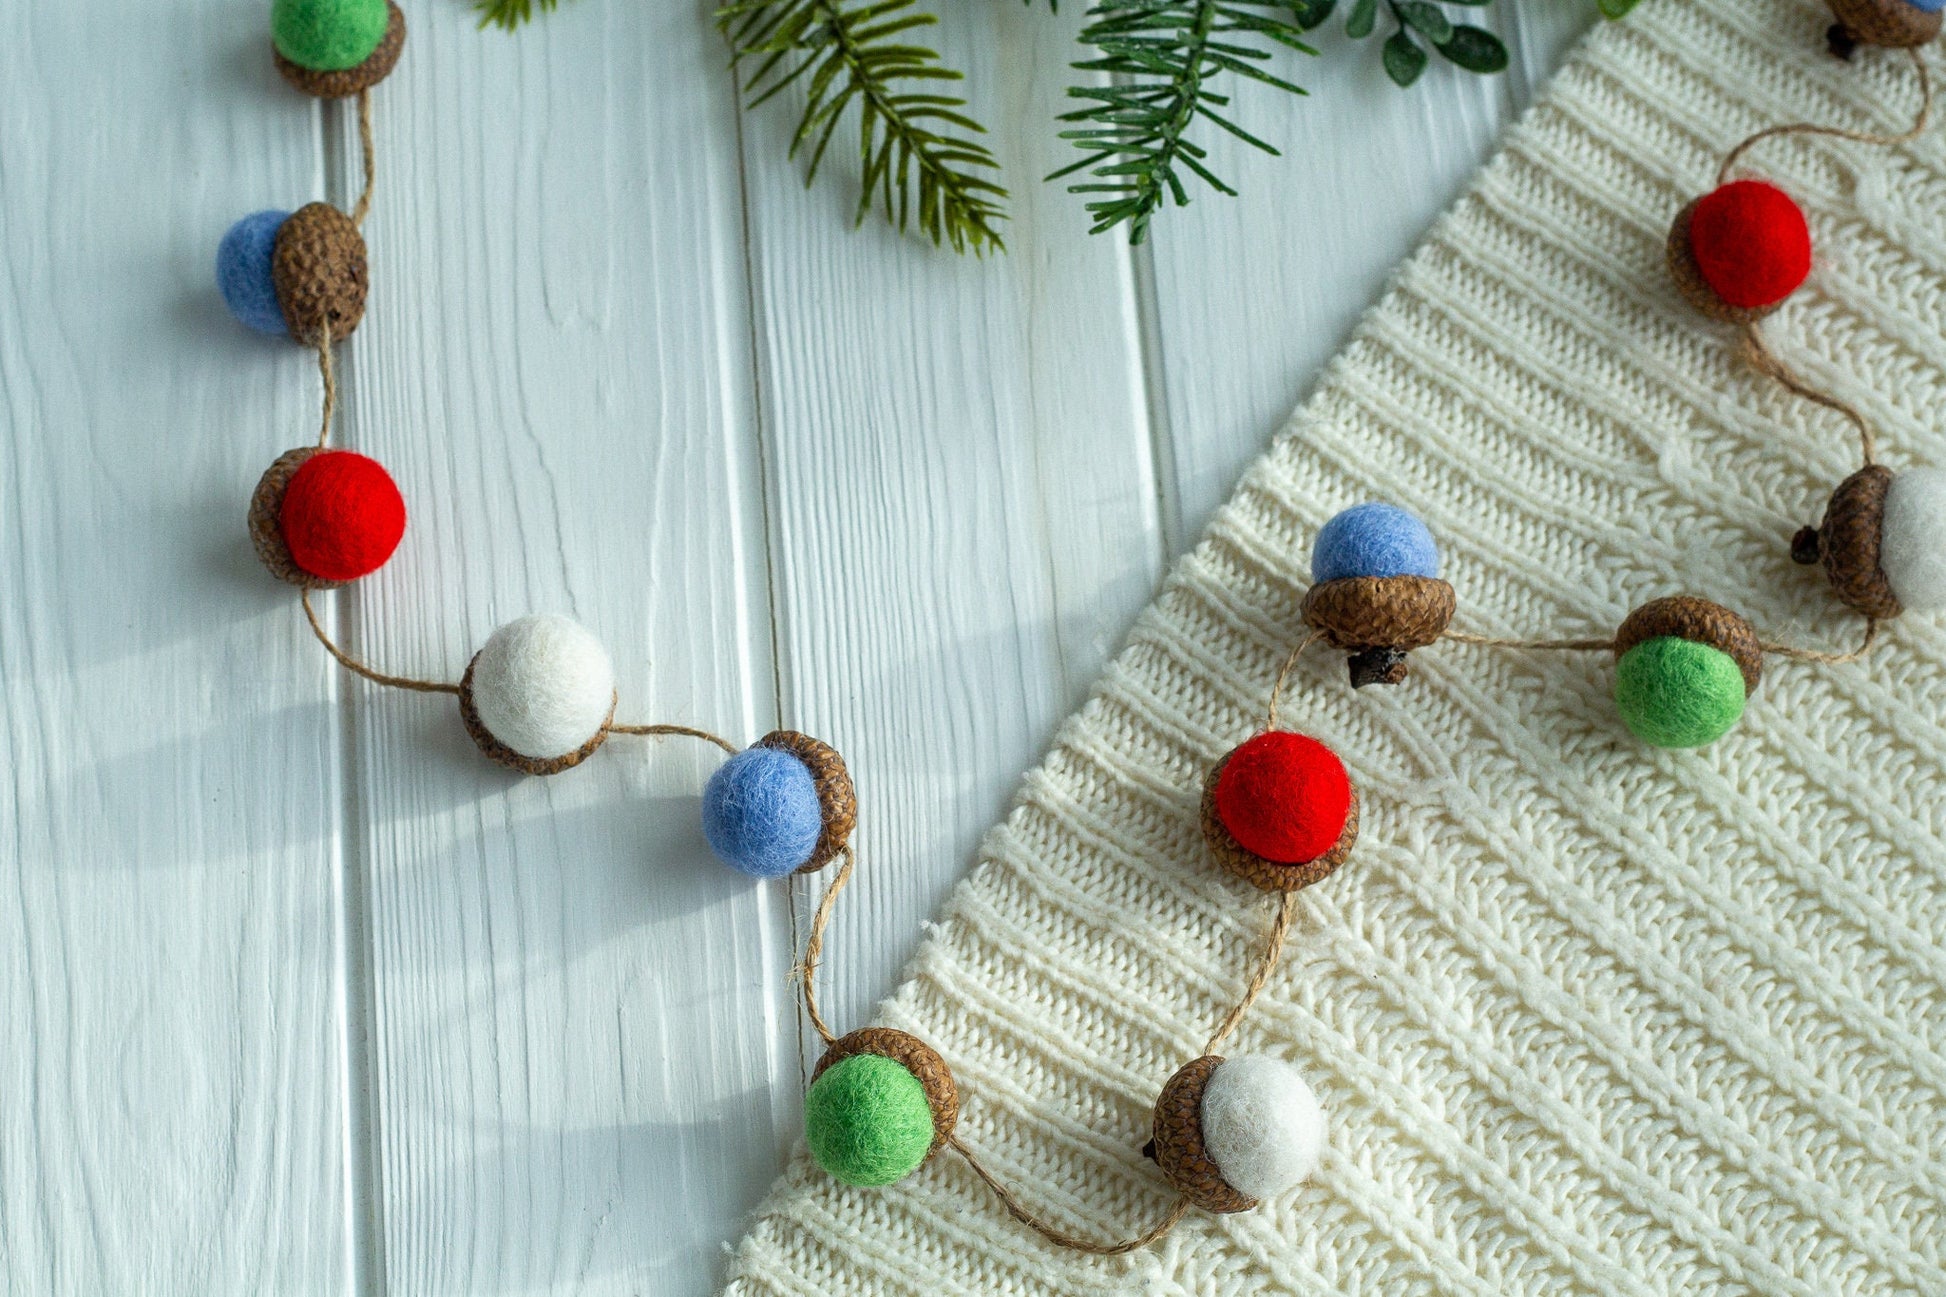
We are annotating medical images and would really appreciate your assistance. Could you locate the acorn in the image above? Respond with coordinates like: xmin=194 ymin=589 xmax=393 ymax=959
xmin=1145 ymin=1055 xmax=1325 ymax=1213
xmin=273 ymin=0 xmax=407 ymax=98
xmin=216 ymin=202 xmax=369 ymax=343
xmin=702 ymin=731 xmax=858 ymax=878
xmin=1667 ymin=181 xmax=1812 ymax=324
xmin=1794 ymin=464 xmax=1946 ymax=619
xmin=1612 ymin=596 xmax=1764 ymax=749
xmin=459 ymin=616 xmax=618 ymax=777
xmin=1300 ymin=503 xmax=1455 ymax=687
xmin=1201 ymin=731 xmax=1359 ymax=893
xmin=805 ymin=1028 xmax=958 ymax=1188
xmin=1825 ymin=0 xmax=1941 ymax=59
xmin=249 ymin=446 xmax=406 ymax=589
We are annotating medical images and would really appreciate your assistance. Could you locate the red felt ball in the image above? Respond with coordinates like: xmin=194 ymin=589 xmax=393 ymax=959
xmin=1213 ymin=732 xmax=1353 ymax=864
xmin=1687 ymin=180 xmax=1812 ymax=310
xmin=278 ymin=449 xmax=406 ymax=582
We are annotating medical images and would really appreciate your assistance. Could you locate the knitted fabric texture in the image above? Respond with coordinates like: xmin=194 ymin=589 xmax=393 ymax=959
xmin=704 ymin=746 xmax=826 ymax=879
xmin=726 ymin=2 xmax=1946 ymax=1292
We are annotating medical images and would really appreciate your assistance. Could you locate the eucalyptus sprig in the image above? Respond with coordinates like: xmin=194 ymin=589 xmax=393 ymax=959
xmin=1052 ymin=0 xmax=1319 ymax=244
xmin=1290 ymin=0 xmax=1508 ymax=88
xmin=718 ymin=0 xmax=1009 ymax=253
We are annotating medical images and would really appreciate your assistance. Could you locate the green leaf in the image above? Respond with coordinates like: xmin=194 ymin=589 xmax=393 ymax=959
xmin=1436 ymin=24 xmax=1508 ymax=73
xmin=1289 ymin=0 xmax=1337 ymax=30
xmin=1345 ymin=0 xmax=1378 ymax=39
xmin=1382 ymin=27 xmax=1426 ymax=85
xmin=474 ymin=0 xmax=565 ymax=29
xmin=1599 ymin=0 xmax=1641 ymax=16
xmin=1395 ymin=1 xmax=1451 ymax=43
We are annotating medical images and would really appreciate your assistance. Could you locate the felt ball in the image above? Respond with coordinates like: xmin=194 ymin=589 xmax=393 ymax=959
xmin=277 ymin=449 xmax=405 ymax=582
xmin=702 ymin=746 xmax=824 ymax=879
xmin=1907 ymin=0 xmax=1946 ymax=13
xmin=217 ymin=211 xmax=292 ymax=336
xmin=1311 ymin=503 xmax=1440 ymax=585
xmin=1213 ymin=732 xmax=1353 ymax=865
xmin=1880 ymin=467 xmax=1946 ymax=613
xmin=272 ymin=0 xmax=389 ymax=72
xmin=803 ymin=1053 xmax=936 ymax=1187
xmin=468 ymin=616 xmax=616 ymax=761
xmin=1614 ymin=636 xmax=1747 ymax=749
xmin=1687 ymin=181 xmax=1812 ymax=311
xmin=1200 ymin=1056 xmax=1327 ymax=1200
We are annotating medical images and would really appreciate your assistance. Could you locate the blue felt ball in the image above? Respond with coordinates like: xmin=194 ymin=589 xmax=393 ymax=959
xmin=217 ymin=210 xmax=292 ymax=336
xmin=702 ymin=747 xmax=825 ymax=879
xmin=1905 ymin=0 xmax=1945 ymax=14
xmin=1311 ymin=502 xmax=1441 ymax=584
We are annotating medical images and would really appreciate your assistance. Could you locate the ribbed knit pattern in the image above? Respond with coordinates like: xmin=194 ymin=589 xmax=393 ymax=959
xmin=724 ymin=2 xmax=1946 ymax=1291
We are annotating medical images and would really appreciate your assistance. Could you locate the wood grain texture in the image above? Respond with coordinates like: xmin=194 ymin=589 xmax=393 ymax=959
xmin=0 ymin=1 xmax=1594 ymax=1292
xmin=0 ymin=2 xmax=350 ymax=1291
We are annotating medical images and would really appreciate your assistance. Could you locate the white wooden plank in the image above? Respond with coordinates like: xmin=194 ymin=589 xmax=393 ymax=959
xmin=736 ymin=2 xmax=1165 ymax=1050
xmin=1143 ymin=4 xmax=1602 ymax=547
xmin=0 ymin=3 xmax=352 ymax=1291
xmin=332 ymin=4 xmax=786 ymax=1293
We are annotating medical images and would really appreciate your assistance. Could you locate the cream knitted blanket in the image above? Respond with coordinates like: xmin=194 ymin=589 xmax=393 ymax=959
xmin=725 ymin=1 xmax=1946 ymax=1292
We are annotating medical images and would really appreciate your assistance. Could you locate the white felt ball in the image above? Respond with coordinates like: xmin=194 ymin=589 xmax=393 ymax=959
xmin=1200 ymin=1056 xmax=1326 ymax=1200
xmin=1881 ymin=467 xmax=1946 ymax=614
xmin=469 ymin=615 xmax=616 ymax=759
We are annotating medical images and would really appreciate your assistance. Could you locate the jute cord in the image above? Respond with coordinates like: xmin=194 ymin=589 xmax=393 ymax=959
xmin=1206 ymin=890 xmax=1299 ymax=1055
xmin=352 ymin=89 xmax=376 ymax=228
xmin=1265 ymin=632 xmax=1320 ymax=731
xmin=795 ymin=846 xmax=854 ymax=1047
xmin=608 ymin=722 xmax=741 ymax=755
xmin=315 ymin=321 xmax=337 ymax=448
xmin=300 ymin=590 xmax=459 ymax=695
xmin=1716 ymin=47 xmax=1932 ymax=186
xmin=1739 ymin=322 xmax=1877 ymax=465
xmin=946 ymin=1137 xmax=1192 ymax=1256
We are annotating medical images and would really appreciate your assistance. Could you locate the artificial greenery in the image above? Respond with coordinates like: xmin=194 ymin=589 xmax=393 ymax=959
xmin=1286 ymin=0 xmax=1510 ymax=88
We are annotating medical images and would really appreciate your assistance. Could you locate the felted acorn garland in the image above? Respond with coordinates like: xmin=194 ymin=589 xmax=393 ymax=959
xmin=213 ymin=2 xmax=1946 ymax=1258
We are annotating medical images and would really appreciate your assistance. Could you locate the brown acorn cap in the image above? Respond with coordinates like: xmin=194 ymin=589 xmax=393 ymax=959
xmin=1667 ymin=198 xmax=1783 ymax=325
xmin=1199 ymin=746 xmax=1360 ymax=894
xmin=1614 ymin=596 xmax=1764 ymax=696
xmin=1151 ymin=1056 xmax=1256 ymax=1214
xmin=1828 ymin=0 xmax=1941 ymax=48
xmin=1300 ymin=575 xmax=1456 ymax=652
xmin=249 ymin=446 xmax=345 ymax=590
xmin=457 ymin=656 xmax=616 ymax=776
xmin=756 ymin=730 xmax=856 ymax=874
xmin=1814 ymin=465 xmax=1903 ymax=620
xmin=272 ymin=202 xmax=369 ymax=344
xmin=812 ymin=1027 xmax=958 ymax=1155
xmin=275 ymin=1 xmax=407 ymax=98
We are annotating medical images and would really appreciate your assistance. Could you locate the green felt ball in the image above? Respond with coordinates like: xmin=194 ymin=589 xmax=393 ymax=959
xmin=803 ymin=1054 xmax=935 ymax=1187
xmin=1614 ymin=636 xmax=1747 ymax=749
xmin=272 ymin=0 xmax=388 ymax=71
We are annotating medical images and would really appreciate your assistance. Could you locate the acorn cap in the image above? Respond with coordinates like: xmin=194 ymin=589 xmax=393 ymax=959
xmin=250 ymin=446 xmax=345 ymax=589
xmin=812 ymin=1027 xmax=958 ymax=1155
xmin=756 ymin=730 xmax=856 ymax=874
xmin=1300 ymin=575 xmax=1456 ymax=652
xmin=1827 ymin=0 xmax=1942 ymax=49
xmin=1810 ymin=465 xmax=1903 ymax=620
xmin=1150 ymin=1055 xmax=1256 ymax=1214
xmin=457 ymin=658 xmax=616 ymax=776
xmin=1614 ymin=596 xmax=1764 ymax=696
xmin=272 ymin=202 xmax=369 ymax=344
xmin=275 ymin=1 xmax=407 ymax=98
xmin=1200 ymin=746 xmax=1360 ymax=894
xmin=1667 ymin=198 xmax=1782 ymax=325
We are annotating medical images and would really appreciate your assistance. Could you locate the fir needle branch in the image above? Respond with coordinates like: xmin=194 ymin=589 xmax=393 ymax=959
xmin=719 ymin=0 xmax=1010 ymax=253
xmin=473 ymin=0 xmax=565 ymax=30
xmin=1054 ymin=0 xmax=1316 ymax=243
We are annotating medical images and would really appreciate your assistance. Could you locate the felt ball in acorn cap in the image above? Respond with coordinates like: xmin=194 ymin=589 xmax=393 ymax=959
xmin=1794 ymin=465 xmax=1946 ymax=619
xmin=804 ymin=1028 xmax=957 ymax=1187
xmin=1667 ymin=181 xmax=1812 ymax=323
xmin=459 ymin=616 xmax=618 ymax=776
xmin=249 ymin=446 xmax=407 ymax=588
xmin=702 ymin=731 xmax=857 ymax=879
xmin=1611 ymin=596 xmax=1765 ymax=750
xmin=272 ymin=0 xmax=407 ymax=97
xmin=1146 ymin=1055 xmax=1325 ymax=1213
xmin=1201 ymin=731 xmax=1359 ymax=893
xmin=216 ymin=204 xmax=368 ymax=343
xmin=1300 ymin=502 xmax=1455 ymax=687
xmin=1825 ymin=0 xmax=1942 ymax=59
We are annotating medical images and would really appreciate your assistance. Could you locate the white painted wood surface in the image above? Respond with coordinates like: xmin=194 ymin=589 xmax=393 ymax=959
xmin=0 ymin=2 xmax=1592 ymax=1292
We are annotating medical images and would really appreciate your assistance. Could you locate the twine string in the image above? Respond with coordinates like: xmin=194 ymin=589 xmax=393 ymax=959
xmin=795 ymin=846 xmax=855 ymax=1047
xmin=300 ymin=590 xmax=459 ymax=694
xmin=948 ymin=1138 xmax=1192 ymax=1256
xmin=607 ymin=722 xmax=740 ymax=755
xmin=315 ymin=320 xmax=337 ymax=448
xmin=1264 ymin=632 xmax=1320 ymax=731
xmin=1205 ymin=890 xmax=1299 ymax=1055
xmin=1716 ymin=47 xmax=1933 ymax=186
xmin=1442 ymin=629 xmax=1617 ymax=652
xmin=1762 ymin=616 xmax=1879 ymax=664
xmin=352 ymin=89 xmax=377 ymax=228
xmin=1739 ymin=322 xmax=1877 ymax=464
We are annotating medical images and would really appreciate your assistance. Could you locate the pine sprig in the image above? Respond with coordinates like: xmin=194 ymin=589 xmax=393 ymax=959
xmin=473 ymin=0 xmax=565 ymax=30
xmin=719 ymin=0 xmax=1009 ymax=253
xmin=1052 ymin=0 xmax=1317 ymax=244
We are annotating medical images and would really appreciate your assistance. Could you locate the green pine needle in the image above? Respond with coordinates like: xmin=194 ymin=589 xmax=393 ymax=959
xmin=1053 ymin=0 xmax=1317 ymax=244
xmin=474 ymin=0 xmax=566 ymax=31
xmin=720 ymin=0 xmax=1010 ymax=254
